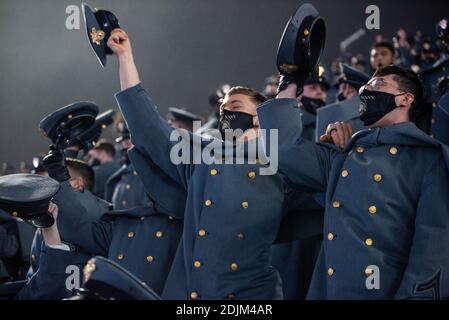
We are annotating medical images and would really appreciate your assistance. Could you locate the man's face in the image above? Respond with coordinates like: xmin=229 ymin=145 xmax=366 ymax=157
xmin=221 ymin=93 xmax=258 ymax=128
xmin=338 ymin=83 xmax=357 ymax=100
xmin=370 ymin=47 xmax=395 ymax=70
xmin=88 ymin=149 xmax=101 ymax=162
xmin=299 ymin=84 xmax=327 ymax=102
xmin=264 ymin=83 xmax=278 ymax=97
xmin=361 ymin=74 xmax=414 ymax=128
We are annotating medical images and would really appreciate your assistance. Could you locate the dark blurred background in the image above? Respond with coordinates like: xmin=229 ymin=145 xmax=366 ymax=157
xmin=0 ymin=0 xmax=448 ymax=167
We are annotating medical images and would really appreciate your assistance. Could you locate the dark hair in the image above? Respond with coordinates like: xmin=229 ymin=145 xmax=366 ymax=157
xmin=220 ymin=86 xmax=267 ymax=114
xmin=66 ymin=158 xmax=95 ymax=192
xmin=373 ymin=41 xmax=395 ymax=56
xmin=373 ymin=65 xmax=425 ymax=124
xmin=93 ymin=139 xmax=116 ymax=158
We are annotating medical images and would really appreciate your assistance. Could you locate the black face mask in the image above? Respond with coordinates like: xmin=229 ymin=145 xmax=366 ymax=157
xmin=301 ymin=96 xmax=326 ymax=114
xmin=359 ymin=89 xmax=405 ymax=126
xmin=337 ymin=93 xmax=346 ymax=102
xmin=218 ymin=109 xmax=254 ymax=140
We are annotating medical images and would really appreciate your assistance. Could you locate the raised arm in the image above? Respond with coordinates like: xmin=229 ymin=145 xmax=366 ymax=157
xmin=257 ymin=83 xmax=336 ymax=193
xmin=55 ymin=182 xmax=112 ymax=256
xmin=108 ymin=29 xmax=193 ymax=189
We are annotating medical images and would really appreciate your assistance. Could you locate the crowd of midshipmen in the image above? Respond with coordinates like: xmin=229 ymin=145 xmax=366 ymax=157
xmin=1 ymin=22 xmax=449 ymax=300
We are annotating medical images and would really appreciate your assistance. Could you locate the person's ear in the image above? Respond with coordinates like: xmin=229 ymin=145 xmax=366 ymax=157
xmin=397 ymin=92 xmax=414 ymax=108
xmin=253 ymin=115 xmax=260 ymax=128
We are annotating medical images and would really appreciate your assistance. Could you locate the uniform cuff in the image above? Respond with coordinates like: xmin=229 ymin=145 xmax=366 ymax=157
xmin=115 ymin=83 xmax=145 ymax=101
xmin=45 ymin=242 xmax=71 ymax=251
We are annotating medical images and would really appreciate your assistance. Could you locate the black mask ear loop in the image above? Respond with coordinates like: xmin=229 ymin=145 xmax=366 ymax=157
xmin=391 ymin=92 xmax=408 ymax=107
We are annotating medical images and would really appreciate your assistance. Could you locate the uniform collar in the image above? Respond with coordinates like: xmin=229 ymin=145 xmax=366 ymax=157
xmin=338 ymin=121 xmax=441 ymax=153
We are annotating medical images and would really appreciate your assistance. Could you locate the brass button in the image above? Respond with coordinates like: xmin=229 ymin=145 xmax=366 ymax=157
xmin=190 ymin=291 xmax=198 ymax=300
xmin=204 ymin=199 xmax=212 ymax=206
xmin=117 ymin=254 xmax=124 ymax=260
xmin=365 ymin=267 xmax=374 ymax=276
xmin=356 ymin=146 xmax=364 ymax=153
xmin=247 ymin=171 xmax=256 ymax=179
xmin=67 ymin=114 xmax=73 ymax=119
xmin=365 ymin=238 xmax=374 ymax=246
xmin=31 ymin=254 xmax=36 ymax=262
xmin=155 ymin=231 xmax=163 ymax=238
xmin=373 ymin=174 xmax=382 ymax=182
xmin=193 ymin=260 xmax=201 ymax=268
xmin=210 ymin=168 xmax=218 ymax=176
xmin=327 ymin=233 xmax=335 ymax=241
xmin=368 ymin=206 xmax=377 ymax=215
xmin=126 ymin=184 xmax=131 ymax=190
xmin=146 ymin=255 xmax=154 ymax=263
xmin=168 ymin=216 xmax=174 ymax=220
xmin=12 ymin=211 xmax=18 ymax=217
xmin=228 ymin=294 xmax=236 ymax=299
xmin=122 ymin=200 xmax=127 ymax=206
xmin=140 ymin=216 xmax=145 ymax=221
xmin=332 ymin=200 xmax=341 ymax=208
xmin=231 ymin=263 xmax=238 ymax=271
xmin=431 ymin=118 xmax=436 ymax=124
xmin=432 ymin=102 xmax=437 ymax=108
xmin=237 ymin=233 xmax=245 ymax=240
xmin=133 ymin=171 xmax=138 ymax=176
xmin=389 ymin=147 xmax=398 ymax=155
xmin=327 ymin=267 xmax=335 ymax=276
xmin=198 ymin=229 xmax=206 ymax=237
xmin=241 ymin=201 xmax=249 ymax=209
xmin=128 ymin=231 xmax=135 ymax=238
xmin=341 ymin=170 xmax=349 ymax=177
